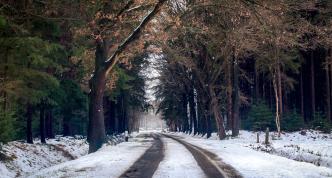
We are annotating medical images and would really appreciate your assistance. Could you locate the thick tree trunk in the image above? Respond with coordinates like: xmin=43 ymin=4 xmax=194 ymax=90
xmin=88 ymin=41 xmax=107 ymax=153
xmin=26 ymin=104 xmax=33 ymax=144
xmin=208 ymin=86 xmax=226 ymax=139
xmin=310 ymin=51 xmax=316 ymax=119
xmin=39 ymin=104 xmax=46 ymax=144
xmin=232 ymin=58 xmax=240 ymax=137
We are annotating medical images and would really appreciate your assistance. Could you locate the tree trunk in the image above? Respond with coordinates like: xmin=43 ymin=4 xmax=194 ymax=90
xmin=326 ymin=51 xmax=331 ymax=122
xmin=206 ymin=115 xmax=212 ymax=138
xmin=40 ymin=104 xmax=46 ymax=144
xmin=272 ymin=73 xmax=281 ymax=138
xmin=310 ymin=51 xmax=315 ymax=119
xmin=330 ymin=48 xmax=332 ymax=123
xmin=226 ymin=59 xmax=233 ymax=130
xmin=189 ymin=88 xmax=197 ymax=135
xmin=88 ymin=41 xmax=107 ymax=153
xmin=300 ymin=69 xmax=305 ymax=121
xmin=232 ymin=58 xmax=240 ymax=137
xmin=208 ymin=86 xmax=226 ymax=139
xmin=26 ymin=104 xmax=33 ymax=144
xmin=63 ymin=114 xmax=71 ymax=136
xmin=46 ymin=109 xmax=54 ymax=138
xmin=182 ymin=93 xmax=189 ymax=133
xmin=277 ymin=59 xmax=283 ymax=118
xmin=255 ymin=65 xmax=260 ymax=101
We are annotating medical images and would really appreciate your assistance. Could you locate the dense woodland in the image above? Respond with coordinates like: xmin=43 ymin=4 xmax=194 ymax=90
xmin=0 ymin=0 xmax=332 ymax=153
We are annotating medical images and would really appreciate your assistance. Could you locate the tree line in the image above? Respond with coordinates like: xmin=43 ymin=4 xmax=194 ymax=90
xmin=0 ymin=0 xmax=153 ymax=152
xmin=155 ymin=0 xmax=332 ymax=138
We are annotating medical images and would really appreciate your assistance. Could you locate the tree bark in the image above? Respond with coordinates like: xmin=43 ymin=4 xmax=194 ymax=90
xmin=46 ymin=109 xmax=54 ymax=138
xmin=255 ymin=64 xmax=260 ymax=101
xmin=189 ymin=88 xmax=197 ymax=135
xmin=26 ymin=104 xmax=33 ymax=144
xmin=182 ymin=93 xmax=189 ymax=133
xmin=208 ymin=86 xmax=226 ymax=139
xmin=88 ymin=40 xmax=107 ymax=153
xmin=226 ymin=59 xmax=233 ymax=130
xmin=330 ymin=48 xmax=332 ymax=123
xmin=63 ymin=114 xmax=71 ymax=136
xmin=232 ymin=58 xmax=240 ymax=137
xmin=277 ymin=58 xmax=283 ymax=118
xmin=310 ymin=51 xmax=315 ymax=119
xmin=300 ymin=69 xmax=305 ymax=121
xmin=272 ymin=73 xmax=281 ymax=138
xmin=325 ymin=50 xmax=331 ymax=122
xmin=39 ymin=104 xmax=46 ymax=144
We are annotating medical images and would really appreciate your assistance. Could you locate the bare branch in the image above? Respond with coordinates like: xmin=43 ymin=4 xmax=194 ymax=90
xmin=104 ymin=0 xmax=167 ymax=75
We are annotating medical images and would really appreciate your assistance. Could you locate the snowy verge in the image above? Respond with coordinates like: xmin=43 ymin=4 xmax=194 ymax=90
xmin=29 ymin=134 xmax=152 ymax=178
xmin=247 ymin=130 xmax=332 ymax=168
xmin=0 ymin=136 xmax=88 ymax=178
xmin=170 ymin=130 xmax=332 ymax=178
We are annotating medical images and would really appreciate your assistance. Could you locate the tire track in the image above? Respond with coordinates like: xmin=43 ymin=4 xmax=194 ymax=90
xmin=163 ymin=134 xmax=243 ymax=178
xmin=119 ymin=133 xmax=164 ymax=178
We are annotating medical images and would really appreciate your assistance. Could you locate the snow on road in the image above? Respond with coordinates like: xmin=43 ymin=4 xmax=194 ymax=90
xmin=172 ymin=131 xmax=332 ymax=178
xmin=29 ymin=136 xmax=152 ymax=178
xmin=153 ymin=137 xmax=206 ymax=178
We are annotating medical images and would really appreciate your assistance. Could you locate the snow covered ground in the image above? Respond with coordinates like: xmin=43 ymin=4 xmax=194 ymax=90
xmin=28 ymin=135 xmax=152 ymax=178
xmin=153 ymin=137 xmax=205 ymax=178
xmin=0 ymin=136 xmax=88 ymax=178
xmin=172 ymin=130 xmax=332 ymax=178
xmin=0 ymin=134 xmax=126 ymax=178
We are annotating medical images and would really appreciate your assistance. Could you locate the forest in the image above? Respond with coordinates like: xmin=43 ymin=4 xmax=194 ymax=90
xmin=0 ymin=0 xmax=332 ymax=178
xmin=0 ymin=0 xmax=331 ymax=155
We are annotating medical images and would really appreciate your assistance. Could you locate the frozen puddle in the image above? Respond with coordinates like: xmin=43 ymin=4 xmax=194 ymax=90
xmin=153 ymin=137 xmax=206 ymax=178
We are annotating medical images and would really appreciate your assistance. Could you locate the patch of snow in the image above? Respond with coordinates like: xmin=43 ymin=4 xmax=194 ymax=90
xmin=153 ymin=137 xmax=205 ymax=178
xmin=0 ymin=163 xmax=14 ymax=178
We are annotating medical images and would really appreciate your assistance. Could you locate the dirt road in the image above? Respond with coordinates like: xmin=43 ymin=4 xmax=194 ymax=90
xmin=120 ymin=133 xmax=242 ymax=178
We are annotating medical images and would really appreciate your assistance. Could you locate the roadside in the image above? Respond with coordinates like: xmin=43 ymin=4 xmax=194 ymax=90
xmin=0 ymin=136 xmax=88 ymax=178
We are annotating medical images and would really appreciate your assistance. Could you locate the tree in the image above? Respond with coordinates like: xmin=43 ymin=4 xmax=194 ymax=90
xmin=87 ymin=0 xmax=167 ymax=153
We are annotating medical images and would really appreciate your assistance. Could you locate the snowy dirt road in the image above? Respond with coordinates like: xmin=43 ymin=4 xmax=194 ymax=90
xmin=121 ymin=133 xmax=241 ymax=178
